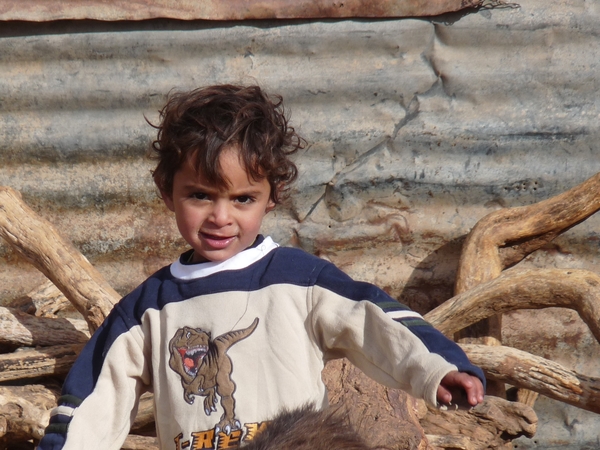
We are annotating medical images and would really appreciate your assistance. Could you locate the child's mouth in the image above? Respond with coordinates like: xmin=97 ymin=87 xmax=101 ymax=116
xmin=200 ymin=233 xmax=236 ymax=249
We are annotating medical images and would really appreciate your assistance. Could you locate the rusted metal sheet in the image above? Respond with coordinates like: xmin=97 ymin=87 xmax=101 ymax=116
xmin=0 ymin=0 xmax=483 ymax=22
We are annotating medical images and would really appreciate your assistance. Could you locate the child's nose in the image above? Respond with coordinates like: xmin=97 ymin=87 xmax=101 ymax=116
xmin=210 ymin=201 xmax=232 ymax=227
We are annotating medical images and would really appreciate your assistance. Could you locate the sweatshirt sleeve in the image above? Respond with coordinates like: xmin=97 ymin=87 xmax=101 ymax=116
xmin=38 ymin=302 xmax=151 ymax=450
xmin=309 ymin=262 xmax=485 ymax=407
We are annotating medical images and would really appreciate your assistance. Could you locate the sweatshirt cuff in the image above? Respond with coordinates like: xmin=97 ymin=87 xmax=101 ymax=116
xmin=423 ymin=364 xmax=458 ymax=407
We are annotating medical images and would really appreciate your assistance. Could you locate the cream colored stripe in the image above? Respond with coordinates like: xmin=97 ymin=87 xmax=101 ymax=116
xmin=51 ymin=405 xmax=75 ymax=418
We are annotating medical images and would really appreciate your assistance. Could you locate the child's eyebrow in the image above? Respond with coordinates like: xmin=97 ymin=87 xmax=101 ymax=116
xmin=181 ymin=181 xmax=265 ymax=196
xmin=231 ymin=188 xmax=265 ymax=196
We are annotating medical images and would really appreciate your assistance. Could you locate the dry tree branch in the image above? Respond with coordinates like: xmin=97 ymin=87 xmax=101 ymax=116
xmin=454 ymin=172 xmax=600 ymax=362
xmin=0 ymin=307 xmax=89 ymax=348
xmin=0 ymin=344 xmax=85 ymax=383
xmin=461 ymin=344 xmax=600 ymax=415
xmin=0 ymin=186 xmax=120 ymax=332
xmin=426 ymin=267 xmax=600 ymax=344
xmin=456 ymin=172 xmax=600 ymax=294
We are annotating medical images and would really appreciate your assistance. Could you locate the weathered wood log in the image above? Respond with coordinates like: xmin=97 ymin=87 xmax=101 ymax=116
xmin=425 ymin=434 xmax=474 ymax=450
xmin=122 ymin=434 xmax=159 ymax=450
xmin=323 ymin=358 xmax=432 ymax=450
xmin=425 ymin=268 xmax=600 ymax=345
xmin=420 ymin=396 xmax=537 ymax=450
xmin=9 ymin=279 xmax=75 ymax=318
xmin=0 ymin=186 xmax=120 ymax=332
xmin=0 ymin=344 xmax=84 ymax=382
xmin=462 ymin=344 xmax=600 ymax=415
xmin=0 ymin=384 xmax=58 ymax=447
xmin=0 ymin=306 xmax=89 ymax=348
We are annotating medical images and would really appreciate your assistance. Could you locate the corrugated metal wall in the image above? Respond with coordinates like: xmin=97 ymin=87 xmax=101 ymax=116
xmin=1 ymin=0 xmax=600 ymax=447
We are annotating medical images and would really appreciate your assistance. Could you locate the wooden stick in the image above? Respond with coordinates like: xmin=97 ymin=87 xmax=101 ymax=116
xmin=9 ymin=279 xmax=74 ymax=318
xmin=122 ymin=435 xmax=159 ymax=450
xmin=0 ymin=187 xmax=120 ymax=331
xmin=0 ymin=344 xmax=84 ymax=382
xmin=0 ymin=307 xmax=89 ymax=348
xmin=461 ymin=344 xmax=600 ymax=415
xmin=0 ymin=384 xmax=57 ymax=444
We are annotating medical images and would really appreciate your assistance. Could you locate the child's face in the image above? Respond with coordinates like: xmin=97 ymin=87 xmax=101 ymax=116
xmin=162 ymin=147 xmax=275 ymax=263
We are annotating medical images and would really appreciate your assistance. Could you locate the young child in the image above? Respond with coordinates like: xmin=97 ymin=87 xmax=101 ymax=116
xmin=39 ymin=84 xmax=485 ymax=450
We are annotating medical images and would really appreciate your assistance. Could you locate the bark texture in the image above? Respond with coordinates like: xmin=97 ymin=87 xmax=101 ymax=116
xmin=420 ymin=396 xmax=537 ymax=450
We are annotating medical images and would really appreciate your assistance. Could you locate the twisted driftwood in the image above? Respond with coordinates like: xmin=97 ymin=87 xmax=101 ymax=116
xmin=454 ymin=172 xmax=600 ymax=396
xmin=426 ymin=268 xmax=600 ymax=343
xmin=423 ymin=267 xmax=600 ymax=415
xmin=456 ymin=172 xmax=600 ymax=295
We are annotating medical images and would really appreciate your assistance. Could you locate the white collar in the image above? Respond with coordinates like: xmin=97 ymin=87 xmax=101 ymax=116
xmin=170 ymin=236 xmax=279 ymax=280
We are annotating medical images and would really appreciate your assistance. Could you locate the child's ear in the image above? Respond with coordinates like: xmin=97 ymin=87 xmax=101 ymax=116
xmin=161 ymin=190 xmax=175 ymax=212
xmin=265 ymin=200 xmax=276 ymax=213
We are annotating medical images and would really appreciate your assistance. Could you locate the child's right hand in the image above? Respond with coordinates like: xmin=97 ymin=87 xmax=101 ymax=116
xmin=437 ymin=371 xmax=484 ymax=408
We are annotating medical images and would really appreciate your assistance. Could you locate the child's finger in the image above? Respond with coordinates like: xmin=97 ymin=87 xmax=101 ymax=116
xmin=462 ymin=377 xmax=484 ymax=405
xmin=436 ymin=384 xmax=453 ymax=404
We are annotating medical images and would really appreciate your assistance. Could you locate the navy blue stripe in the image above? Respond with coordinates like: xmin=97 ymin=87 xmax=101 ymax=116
xmin=49 ymin=414 xmax=73 ymax=425
xmin=39 ymin=431 xmax=67 ymax=448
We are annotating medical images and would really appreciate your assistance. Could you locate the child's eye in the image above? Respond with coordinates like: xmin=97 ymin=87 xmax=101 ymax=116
xmin=191 ymin=192 xmax=208 ymax=200
xmin=236 ymin=195 xmax=254 ymax=204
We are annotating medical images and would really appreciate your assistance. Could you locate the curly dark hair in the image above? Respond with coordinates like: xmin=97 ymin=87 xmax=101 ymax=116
xmin=149 ymin=84 xmax=304 ymax=203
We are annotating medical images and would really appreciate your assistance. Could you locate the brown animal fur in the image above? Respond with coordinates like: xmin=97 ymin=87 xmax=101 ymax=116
xmin=240 ymin=404 xmax=370 ymax=450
